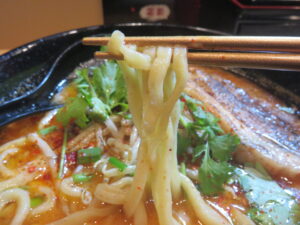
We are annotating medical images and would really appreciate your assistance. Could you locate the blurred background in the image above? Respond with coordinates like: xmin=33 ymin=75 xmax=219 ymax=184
xmin=1 ymin=0 xmax=300 ymax=54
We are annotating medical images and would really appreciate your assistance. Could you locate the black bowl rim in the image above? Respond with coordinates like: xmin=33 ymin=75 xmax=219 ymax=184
xmin=0 ymin=22 xmax=228 ymax=60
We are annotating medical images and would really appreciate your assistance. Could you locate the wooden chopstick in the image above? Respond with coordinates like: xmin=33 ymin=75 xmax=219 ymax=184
xmin=84 ymin=35 xmax=300 ymax=71
xmin=83 ymin=36 xmax=300 ymax=53
xmin=94 ymin=51 xmax=300 ymax=71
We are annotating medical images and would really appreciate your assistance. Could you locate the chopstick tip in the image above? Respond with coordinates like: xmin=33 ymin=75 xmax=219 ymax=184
xmin=94 ymin=52 xmax=124 ymax=60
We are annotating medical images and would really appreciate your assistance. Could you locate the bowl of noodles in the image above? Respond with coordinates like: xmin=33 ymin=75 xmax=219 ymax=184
xmin=0 ymin=23 xmax=299 ymax=225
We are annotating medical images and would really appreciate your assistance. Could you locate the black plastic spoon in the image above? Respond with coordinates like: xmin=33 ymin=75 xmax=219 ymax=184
xmin=0 ymin=39 xmax=100 ymax=127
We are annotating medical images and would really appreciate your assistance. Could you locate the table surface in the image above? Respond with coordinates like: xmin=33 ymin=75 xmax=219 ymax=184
xmin=0 ymin=0 xmax=104 ymax=55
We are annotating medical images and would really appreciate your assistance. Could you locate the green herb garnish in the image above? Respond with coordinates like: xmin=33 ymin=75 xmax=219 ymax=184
xmin=248 ymin=207 xmax=275 ymax=225
xmin=38 ymin=126 xmax=57 ymax=136
xmin=198 ymin=144 xmax=235 ymax=195
xmin=108 ymin=157 xmax=128 ymax=172
xmin=72 ymin=173 xmax=93 ymax=183
xmin=56 ymin=60 xmax=128 ymax=128
xmin=236 ymin=167 xmax=300 ymax=225
xmin=77 ymin=147 xmax=102 ymax=164
xmin=178 ymin=94 xmax=240 ymax=195
xmin=291 ymin=204 xmax=300 ymax=224
xmin=180 ymin=162 xmax=186 ymax=176
xmin=30 ymin=196 xmax=44 ymax=208
xmin=56 ymin=97 xmax=89 ymax=128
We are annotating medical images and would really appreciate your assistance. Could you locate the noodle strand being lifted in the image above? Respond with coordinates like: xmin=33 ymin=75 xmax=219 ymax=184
xmin=107 ymin=30 xmax=229 ymax=225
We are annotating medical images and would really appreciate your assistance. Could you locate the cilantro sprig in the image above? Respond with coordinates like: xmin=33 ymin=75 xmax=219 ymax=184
xmin=248 ymin=207 xmax=275 ymax=225
xmin=55 ymin=60 xmax=128 ymax=179
xmin=56 ymin=60 xmax=128 ymax=128
xmin=178 ymin=94 xmax=240 ymax=195
xmin=236 ymin=166 xmax=300 ymax=225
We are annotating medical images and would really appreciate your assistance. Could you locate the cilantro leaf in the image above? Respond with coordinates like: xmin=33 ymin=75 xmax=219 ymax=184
xmin=56 ymin=97 xmax=89 ymax=128
xmin=183 ymin=93 xmax=223 ymax=138
xmin=57 ymin=60 xmax=128 ymax=127
xmin=183 ymin=94 xmax=203 ymax=108
xmin=111 ymin=70 xmax=127 ymax=110
xmin=193 ymin=143 xmax=207 ymax=162
xmin=178 ymin=94 xmax=240 ymax=196
xmin=92 ymin=64 xmax=112 ymax=103
xmin=177 ymin=132 xmax=191 ymax=157
xmin=291 ymin=204 xmax=300 ymax=224
xmin=92 ymin=61 xmax=127 ymax=111
xmin=209 ymin=134 xmax=240 ymax=161
xmin=248 ymin=207 xmax=275 ymax=225
xmin=89 ymin=97 xmax=110 ymax=121
xmin=38 ymin=126 xmax=57 ymax=136
xmin=236 ymin=167 xmax=300 ymax=225
xmin=199 ymin=149 xmax=234 ymax=195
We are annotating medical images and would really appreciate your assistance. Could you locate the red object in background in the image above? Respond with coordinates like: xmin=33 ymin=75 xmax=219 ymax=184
xmin=103 ymin=0 xmax=238 ymax=33
xmin=157 ymin=7 xmax=164 ymax=16
xmin=146 ymin=7 xmax=154 ymax=16
xmin=139 ymin=4 xmax=171 ymax=22
xmin=130 ymin=7 xmax=136 ymax=13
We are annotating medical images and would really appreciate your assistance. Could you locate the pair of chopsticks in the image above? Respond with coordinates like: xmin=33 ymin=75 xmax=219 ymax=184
xmin=82 ymin=36 xmax=300 ymax=71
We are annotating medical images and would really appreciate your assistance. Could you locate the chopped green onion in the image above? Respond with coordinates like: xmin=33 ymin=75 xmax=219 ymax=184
xmin=72 ymin=173 xmax=93 ymax=183
xmin=58 ymin=128 xmax=68 ymax=179
xmin=77 ymin=147 xmax=102 ymax=164
xmin=180 ymin=162 xmax=186 ymax=176
xmin=30 ymin=196 xmax=44 ymax=208
xmin=38 ymin=126 xmax=57 ymax=136
xmin=108 ymin=157 xmax=127 ymax=172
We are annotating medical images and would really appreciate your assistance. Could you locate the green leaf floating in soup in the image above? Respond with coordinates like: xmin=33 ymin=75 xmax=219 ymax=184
xmin=236 ymin=167 xmax=300 ymax=225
